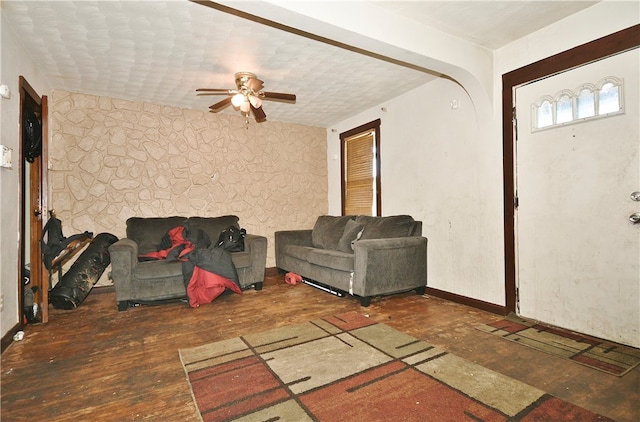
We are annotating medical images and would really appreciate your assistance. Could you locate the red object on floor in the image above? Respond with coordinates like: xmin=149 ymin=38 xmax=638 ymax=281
xmin=187 ymin=266 xmax=241 ymax=308
xmin=285 ymin=272 xmax=302 ymax=285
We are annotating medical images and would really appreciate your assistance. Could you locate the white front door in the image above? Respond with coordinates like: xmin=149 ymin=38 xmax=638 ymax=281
xmin=515 ymin=48 xmax=639 ymax=347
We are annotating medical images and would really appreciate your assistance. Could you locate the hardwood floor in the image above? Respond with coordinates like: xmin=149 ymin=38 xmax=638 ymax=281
xmin=2 ymin=273 xmax=638 ymax=421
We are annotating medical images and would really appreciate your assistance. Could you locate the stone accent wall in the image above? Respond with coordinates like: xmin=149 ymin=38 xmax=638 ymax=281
xmin=50 ymin=90 xmax=327 ymax=273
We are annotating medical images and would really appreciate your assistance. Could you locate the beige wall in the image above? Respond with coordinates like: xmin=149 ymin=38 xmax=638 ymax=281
xmin=50 ymin=90 xmax=327 ymax=269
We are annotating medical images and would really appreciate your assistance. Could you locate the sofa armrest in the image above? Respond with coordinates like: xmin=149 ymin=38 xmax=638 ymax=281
xmin=274 ymin=230 xmax=313 ymax=268
xmin=352 ymin=236 xmax=427 ymax=297
xmin=108 ymin=238 xmax=139 ymax=301
xmin=242 ymin=234 xmax=268 ymax=286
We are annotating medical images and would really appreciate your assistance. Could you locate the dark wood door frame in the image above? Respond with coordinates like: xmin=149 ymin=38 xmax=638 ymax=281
xmin=19 ymin=76 xmax=49 ymax=324
xmin=502 ymin=25 xmax=640 ymax=313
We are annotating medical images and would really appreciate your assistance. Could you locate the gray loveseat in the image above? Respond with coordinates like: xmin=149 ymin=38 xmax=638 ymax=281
xmin=109 ymin=215 xmax=267 ymax=311
xmin=275 ymin=215 xmax=427 ymax=306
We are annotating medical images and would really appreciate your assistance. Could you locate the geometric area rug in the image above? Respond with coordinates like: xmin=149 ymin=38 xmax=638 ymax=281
xmin=180 ymin=311 xmax=615 ymax=421
xmin=476 ymin=313 xmax=640 ymax=377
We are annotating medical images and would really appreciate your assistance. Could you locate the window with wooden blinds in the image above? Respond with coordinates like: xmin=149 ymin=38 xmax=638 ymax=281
xmin=340 ymin=119 xmax=381 ymax=216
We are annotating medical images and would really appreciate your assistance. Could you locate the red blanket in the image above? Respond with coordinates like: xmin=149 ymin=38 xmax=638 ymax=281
xmin=138 ymin=226 xmax=195 ymax=261
xmin=187 ymin=266 xmax=241 ymax=308
xmin=139 ymin=225 xmax=241 ymax=307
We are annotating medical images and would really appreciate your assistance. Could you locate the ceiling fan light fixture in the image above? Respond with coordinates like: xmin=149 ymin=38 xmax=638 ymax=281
xmin=231 ymin=93 xmax=245 ymax=107
xmin=197 ymin=72 xmax=295 ymax=123
xmin=239 ymin=101 xmax=251 ymax=113
xmin=248 ymin=94 xmax=262 ymax=108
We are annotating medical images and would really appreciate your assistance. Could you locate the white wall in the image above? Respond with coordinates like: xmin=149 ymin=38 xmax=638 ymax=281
xmin=1 ymin=11 xmax=52 ymax=338
xmin=328 ymin=77 xmax=505 ymax=305
xmin=493 ymin=1 xmax=640 ymax=123
xmin=328 ymin=1 xmax=639 ymax=308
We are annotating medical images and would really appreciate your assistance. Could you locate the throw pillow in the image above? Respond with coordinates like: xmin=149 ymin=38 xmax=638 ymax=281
xmin=355 ymin=215 xmax=415 ymax=239
xmin=337 ymin=220 xmax=364 ymax=253
xmin=311 ymin=215 xmax=355 ymax=250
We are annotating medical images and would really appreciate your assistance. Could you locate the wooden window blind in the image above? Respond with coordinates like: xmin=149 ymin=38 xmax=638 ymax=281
xmin=344 ymin=131 xmax=374 ymax=215
xmin=340 ymin=119 xmax=381 ymax=216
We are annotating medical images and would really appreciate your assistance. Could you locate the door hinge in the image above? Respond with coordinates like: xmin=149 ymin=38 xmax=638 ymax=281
xmin=512 ymin=107 xmax=518 ymax=141
xmin=514 ymin=196 xmax=519 ymax=209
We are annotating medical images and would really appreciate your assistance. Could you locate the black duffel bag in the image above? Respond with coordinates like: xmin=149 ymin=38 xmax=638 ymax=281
xmin=215 ymin=225 xmax=246 ymax=252
xmin=49 ymin=233 xmax=118 ymax=309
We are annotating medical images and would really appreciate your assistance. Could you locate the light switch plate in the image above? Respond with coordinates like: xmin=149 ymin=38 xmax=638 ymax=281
xmin=1 ymin=145 xmax=13 ymax=168
xmin=0 ymin=84 xmax=10 ymax=99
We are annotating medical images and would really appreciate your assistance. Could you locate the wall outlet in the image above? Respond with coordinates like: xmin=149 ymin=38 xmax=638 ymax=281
xmin=0 ymin=293 xmax=4 ymax=312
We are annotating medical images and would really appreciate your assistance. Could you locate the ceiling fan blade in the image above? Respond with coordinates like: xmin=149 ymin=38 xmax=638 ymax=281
xmin=196 ymin=88 xmax=232 ymax=96
xmin=251 ymin=104 xmax=267 ymax=123
xmin=247 ymin=77 xmax=264 ymax=92
xmin=262 ymin=92 xmax=296 ymax=102
xmin=209 ymin=97 xmax=232 ymax=112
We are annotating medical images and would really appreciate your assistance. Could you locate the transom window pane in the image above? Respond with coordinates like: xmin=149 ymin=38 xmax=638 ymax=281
xmin=598 ymin=82 xmax=620 ymax=115
xmin=556 ymin=95 xmax=573 ymax=124
xmin=531 ymin=76 xmax=623 ymax=131
xmin=537 ymin=100 xmax=553 ymax=128
xmin=577 ymin=88 xmax=595 ymax=119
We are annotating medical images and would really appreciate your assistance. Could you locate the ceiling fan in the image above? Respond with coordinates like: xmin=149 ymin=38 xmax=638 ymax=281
xmin=196 ymin=72 xmax=296 ymax=123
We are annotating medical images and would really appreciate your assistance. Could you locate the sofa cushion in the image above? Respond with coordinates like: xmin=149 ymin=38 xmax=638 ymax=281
xmin=355 ymin=215 xmax=416 ymax=240
xmin=186 ymin=216 xmax=240 ymax=244
xmin=282 ymin=245 xmax=315 ymax=262
xmin=134 ymin=259 xmax=183 ymax=280
xmin=306 ymin=249 xmax=355 ymax=272
xmin=127 ymin=216 xmax=187 ymax=255
xmin=311 ymin=215 xmax=355 ymax=250
xmin=337 ymin=220 xmax=364 ymax=253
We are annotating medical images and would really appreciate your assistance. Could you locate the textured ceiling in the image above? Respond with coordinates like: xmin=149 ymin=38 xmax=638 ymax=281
xmin=2 ymin=1 xmax=598 ymax=128
xmin=372 ymin=1 xmax=599 ymax=49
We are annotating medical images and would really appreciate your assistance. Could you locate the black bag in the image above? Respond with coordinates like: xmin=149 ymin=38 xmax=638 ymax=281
xmin=49 ymin=233 xmax=118 ymax=309
xmin=216 ymin=226 xmax=246 ymax=252
xmin=41 ymin=216 xmax=92 ymax=270
xmin=23 ymin=109 xmax=42 ymax=163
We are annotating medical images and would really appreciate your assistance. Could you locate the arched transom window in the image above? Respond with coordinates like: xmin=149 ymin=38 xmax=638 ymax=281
xmin=532 ymin=76 xmax=624 ymax=131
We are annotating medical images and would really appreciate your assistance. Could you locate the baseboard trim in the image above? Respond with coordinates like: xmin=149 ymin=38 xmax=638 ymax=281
xmin=91 ymin=285 xmax=115 ymax=294
xmin=1 ymin=322 xmax=24 ymax=354
xmin=266 ymin=267 xmax=504 ymax=315
xmin=425 ymin=287 xmax=505 ymax=315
